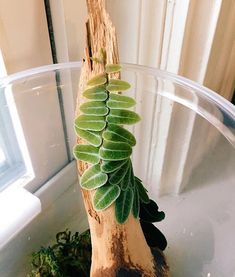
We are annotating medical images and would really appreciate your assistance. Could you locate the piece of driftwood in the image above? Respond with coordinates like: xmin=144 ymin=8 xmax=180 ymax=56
xmin=75 ymin=1 xmax=169 ymax=276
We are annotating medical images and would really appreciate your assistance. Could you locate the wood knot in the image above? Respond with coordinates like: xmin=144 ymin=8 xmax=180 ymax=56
xmin=88 ymin=208 xmax=101 ymax=224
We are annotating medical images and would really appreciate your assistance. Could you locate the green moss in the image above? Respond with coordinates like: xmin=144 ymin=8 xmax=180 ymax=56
xmin=28 ymin=229 xmax=91 ymax=277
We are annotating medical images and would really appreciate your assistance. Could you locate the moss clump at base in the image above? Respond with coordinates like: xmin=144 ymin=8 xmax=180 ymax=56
xmin=28 ymin=229 xmax=91 ymax=277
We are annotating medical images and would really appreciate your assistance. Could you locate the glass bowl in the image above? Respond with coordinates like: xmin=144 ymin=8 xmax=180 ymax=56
xmin=0 ymin=62 xmax=234 ymax=277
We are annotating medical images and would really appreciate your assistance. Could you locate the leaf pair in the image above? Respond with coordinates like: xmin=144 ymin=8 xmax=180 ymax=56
xmin=85 ymin=78 xmax=130 ymax=93
xmin=76 ymin=105 xmax=141 ymax=128
xmin=93 ymin=175 xmax=136 ymax=224
xmin=74 ymin=140 xmax=132 ymax=165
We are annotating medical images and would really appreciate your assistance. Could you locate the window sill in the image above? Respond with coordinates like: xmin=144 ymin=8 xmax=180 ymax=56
xmin=0 ymin=187 xmax=41 ymax=249
xmin=0 ymin=160 xmax=78 ymax=250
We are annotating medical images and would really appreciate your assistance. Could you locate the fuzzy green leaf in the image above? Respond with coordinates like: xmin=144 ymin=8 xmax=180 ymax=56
xmin=75 ymin=127 xmax=102 ymax=147
xmin=132 ymin=186 xmax=140 ymax=218
xmin=87 ymin=73 xmax=107 ymax=86
xmin=109 ymin=160 xmax=130 ymax=185
xmin=80 ymin=164 xmax=108 ymax=190
xmin=107 ymin=94 xmax=136 ymax=109
xmin=106 ymin=79 xmax=131 ymax=92
xmin=119 ymin=162 xmax=132 ymax=191
xmin=93 ymin=184 xmax=120 ymax=211
xmin=80 ymin=101 xmax=109 ymax=116
xmin=102 ymin=124 xmax=136 ymax=146
xmin=73 ymin=144 xmax=99 ymax=164
xmin=135 ymin=177 xmax=150 ymax=204
xmin=115 ymin=187 xmax=133 ymax=224
xmin=105 ymin=64 xmax=122 ymax=73
xmin=100 ymin=159 xmax=129 ymax=173
xmin=90 ymin=57 xmax=103 ymax=64
xmin=99 ymin=140 xmax=132 ymax=161
xmin=83 ymin=85 xmax=108 ymax=101
xmin=75 ymin=115 xmax=106 ymax=131
xmin=107 ymin=109 xmax=141 ymax=125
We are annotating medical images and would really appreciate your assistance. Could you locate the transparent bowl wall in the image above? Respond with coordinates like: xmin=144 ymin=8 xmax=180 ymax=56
xmin=0 ymin=63 xmax=234 ymax=277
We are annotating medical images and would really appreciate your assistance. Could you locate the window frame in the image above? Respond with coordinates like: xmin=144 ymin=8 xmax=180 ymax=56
xmin=0 ymin=68 xmax=27 ymax=191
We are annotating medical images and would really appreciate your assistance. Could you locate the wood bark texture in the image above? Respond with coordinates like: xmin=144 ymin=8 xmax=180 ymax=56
xmin=75 ymin=0 xmax=169 ymax=276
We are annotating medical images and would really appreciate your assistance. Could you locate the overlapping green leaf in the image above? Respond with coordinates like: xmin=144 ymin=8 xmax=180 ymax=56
xmin=119 ymin=163 xmax=132 ymax=191
xmin=80 ymin=164 xmax=108 ymax=190
xmin=102 ymin=124 xmax=136 ymax=146
xmin=99 ymin=140 xmax=132 ymax=161
xmin=73 ymin=64 xmax=161 ymax=226
xmin=115 ymin=187 xmax=133 ymax=224
xmin=74 ymin=127 xmax=102 ymax=147
xmin=80 ymin=101 xmax=109 ymax=116
xmin=106 ymin=79 xmax=131 ymax=92
xmin=132 ymin=186 xmax=140 ymax=218
xmin=135 ymin=177 xmax=150 ymax=204
xmin=107 ymin=94 xmax=136 ymax=109
xmin=83 ymin=85 xmax=108 ymax=101
xmin=100 ymin=159 xmax=129 ymax=173
xmin=107 ymin=109 xmax=141 ymax=125
xmin=109 ymin=160 xmax=130 ymax=185
xmin=105 ymin=64 xmax=122 ymax=73
xmin=75 ymin=115 xmax=106 ymax=131
xmin=73 ymin=144 xmax=99 ymax=164
xmin=93 ymin=184 xmax=120 ymax=211
xmin=87 ymin=73 xmax=107 ymax=86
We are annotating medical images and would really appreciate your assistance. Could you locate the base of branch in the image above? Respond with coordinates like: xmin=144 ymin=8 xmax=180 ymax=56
xmin=92 ymin=247 xmax=169 ymax=277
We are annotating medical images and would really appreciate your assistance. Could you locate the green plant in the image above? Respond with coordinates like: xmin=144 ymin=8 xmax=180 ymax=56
xmin=28 ymin=55 xmax=167 ymax=277
xmin=28 ymin=230 xmax=91 ymax=277
xmin=73 ymin=52 xmax=166 ymax=229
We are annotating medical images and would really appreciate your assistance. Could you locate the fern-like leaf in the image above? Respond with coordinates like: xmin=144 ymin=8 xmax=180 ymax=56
xmin=73 ymin=145 xmax=99 ymax=164
xmin=81 ymin=164 xmax=108 ymax=190
xmin=115 ymin=187 xmax=133 ymax=224
xmin=100 ymin=159 xmax=129 ymax=173
xmin=99 ymin=141 xmax=132 ymax=161
xmin=74 ymin=62 xmax=163 ymax=225
xmin=107 ymin=94 xmax=136 ymax=109
xmin=102 ymin=124 xmax=136 ymax=146
xmin=105 ymin=64 xmax=122 ymax=73
xmin=83 ymin=85 xmax=108 ymax=101
xmin=74 ymin=127 xmax=102 ymax=147
xmin=87 ymin=73 xmax=107 ymax=86
xmin=107 ymin=109 xmax=141 ymax=125
xmin=93 ymin=184 xmax=120 ymax=210
xmin=80 ymin=101 xmax=109 ymax=116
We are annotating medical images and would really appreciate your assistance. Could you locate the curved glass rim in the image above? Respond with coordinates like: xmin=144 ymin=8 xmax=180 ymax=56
xmin=0 ymin=61 xmax=234 ymax=147
xmin=0 ymin=61 xmax=234 ymax=117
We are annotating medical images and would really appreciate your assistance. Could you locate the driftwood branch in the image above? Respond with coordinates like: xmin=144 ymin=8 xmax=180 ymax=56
xmin=75 ymin=1 xmax=169 ymax=276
